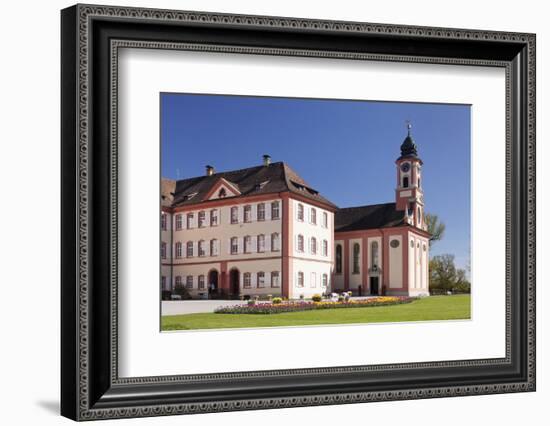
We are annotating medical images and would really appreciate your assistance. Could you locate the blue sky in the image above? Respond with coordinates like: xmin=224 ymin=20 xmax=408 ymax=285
xmin=161 ymin=93 xmax=471 ymax=271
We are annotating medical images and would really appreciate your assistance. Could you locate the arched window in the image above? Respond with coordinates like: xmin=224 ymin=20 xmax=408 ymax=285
xmin=186 ymin=213 xmax=194 ymax=228
xmin=160 ymin=242 xmax=167 ymax=259
xmin=371 ymin=241 xmax=379 ymax=268
xmin=198 ymin=211 xmax=206 ymax=227
xmin=353 ymin=243 xmax=361 ymax=274
xmin=230 ymin=206 xmax=238 ymax=224
xmin=271 ymin=233 xmax=280 ymax=251
xmin=210 ymin=209 xmax=218 ymax=226
xmin=403 ymin=176 xmax=409 ymax=188
xmin=257 ymin=272 xmax=265 ymax=288
xmin=185 ymin=276 xmax=193 ymax=289
xmin=198 ymin=240 xmax=206 ymax=257
xmin=230 ymin=237 xmax=238 ymax=254
xmin=243 ymin=205 xmax=252 ymax=222
xmin=210 ymin=239 xmax=218 ymax=256
xmin=257 ymin=203 xmax=265 ymax=221
xmin=271 ymin=201 xmax=280 ymax=219
xmin=218 ymin=188 xmax=226 ymax=198
xmin=336 ymin=244 xmax=343 ymax=274
xmin=175 ymin=242 xmax=182 ymax=258
xmin=297 ymin=203 xmax=304 ymax=221
xmin=243 ymin=273 xmax=251 ymax=288
xmin=322 ymin=212 xmax=328 ymax=228
xmin=297 ymin=234 xmax=304 ymax=252
xmin=186 ymin=241 xmax=194 ymax=257
xmin=257 ymin=234 xmax=265 ymax=252
xmin=310 ymin=208 xmax=317 ymax=225
xmin=271 ymin=271 xmax=280 ymax=287
xmin=244 ymin=235 xmax=252 ymax=253
xmin=417 ymin=207 xmax=422 ymax=225
xmin=310 ymin=237 xmax=317 ymax=254
xmin=418 ymin=176 xmax=421 ymax=188
xmin=297 ymin=272 xmax=304 ymax=287
xmin=175 ymin=214 xmax=182 ymax=230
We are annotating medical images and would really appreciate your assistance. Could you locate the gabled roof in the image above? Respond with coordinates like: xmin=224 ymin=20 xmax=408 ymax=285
xmin=164 ymin=162 xmax=337 ymax=209
xmin=335 ymin=202 xmax=405 ymax=232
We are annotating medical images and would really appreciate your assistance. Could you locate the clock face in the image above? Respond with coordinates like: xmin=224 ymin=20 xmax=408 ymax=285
xmin=401 ymin=162 xmax=410 ymax=173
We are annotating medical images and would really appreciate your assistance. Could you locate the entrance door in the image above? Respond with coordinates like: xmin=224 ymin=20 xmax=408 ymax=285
xmin=230 ymin=269 xmax=240 ymax=298
xmin=208 ymin=270 xmax=219 ymax=298
xmin=370 ymin=276 xmax=379 ymax=295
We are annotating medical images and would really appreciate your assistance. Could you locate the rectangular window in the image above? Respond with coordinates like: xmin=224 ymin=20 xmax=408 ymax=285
xmin=186 ymin=276 xmax=193 ymax=289
xmin=257 ymin=203 xmax=265 ymax=221
xmin=271 ymin=271 xmax=280 ymax=288
xmin=198 ymin=240 xmax=206 ymax=257
xmin=210 ymin=209 xmax=218 ymax=226
xmin=258 ymin=235 xmax=265 ymax=252
xmin=198 ymin=275 xmax=205 ymax=289
xmin=161 ymin=242 xmax=166 ymax=259
xmin=244 ymin=236 xmax=252 ymax=253
xmin=186 ymin=241 xmax=193 ymax=257
xmin=244 ymin=273 xmax=251 ymax=288
xmin=231 ymin=237 xmax=238 ymax=254
xmin=198 ymin=211 xmax=206 ymax=228
xmin=175 ymin=242 xmax=182 ymax=258
xmin=297 ymin=272 xmax=304 ymax=287
xmin=175 ymin=214 xmax=182 ymax=230
xmin=271 ymin=201 xmax=280 ymax=219
xmin=161 ymin=214 xmax=167 ymax=230
xmin=186 ymin=213 xmax=194 ymax=229
xmin=244 ymin=205 xmax=252 ymax=222
xmin=230 ymin=206 xmax=238 ymax=224
xmin=322 ymin=212 xmax=328 ymax=228
xmin=322 ymin=274 xmax=328 ymax=287
xmin=175 ymin=276 xmax=182 ymax=287
xmin=257 ymin=272 xmax=265 ymax=288
xmin=311 ymin=272 xmax=316 ymax=288
xmin=322 ymin=240 xmax=328 ymax=256
xmin=161 ymin=276 xmax=166 ymax=289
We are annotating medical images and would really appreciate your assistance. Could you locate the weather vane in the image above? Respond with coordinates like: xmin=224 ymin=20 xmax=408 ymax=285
xmin=405 ymin=119 xmax=412 ymax=135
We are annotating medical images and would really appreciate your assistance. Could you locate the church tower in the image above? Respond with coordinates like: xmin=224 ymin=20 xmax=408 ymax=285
xmin=395 ymin=122 xmax=425 ymax=230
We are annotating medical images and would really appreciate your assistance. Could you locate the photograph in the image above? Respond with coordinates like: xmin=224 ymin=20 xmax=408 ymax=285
xmin=159 ymin=93 xmax=472 ymax=331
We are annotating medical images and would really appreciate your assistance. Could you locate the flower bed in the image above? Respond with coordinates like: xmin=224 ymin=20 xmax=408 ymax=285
xmin=214 ymin=296 xmax=415 ymax=315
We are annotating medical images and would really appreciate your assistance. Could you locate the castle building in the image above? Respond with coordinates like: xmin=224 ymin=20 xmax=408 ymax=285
xmin=161 ymin=126 xmax=431 ymax=299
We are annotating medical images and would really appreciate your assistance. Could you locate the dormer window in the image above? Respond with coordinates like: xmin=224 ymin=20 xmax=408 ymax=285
xmin=218 ymin=188 xmax=226 ymax=198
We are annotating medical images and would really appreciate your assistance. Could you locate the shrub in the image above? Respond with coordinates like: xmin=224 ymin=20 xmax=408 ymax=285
xmin=312 ymin=294 xmax=322 ymax=302
xmin=247 ymin=299 xmax=256 ymax=306
xmin=338 ymin=296 xmax=345 ymax=302
xmin=173 ymin=283 xmax=191 ymax=300
xmin=299 ymin=294 xmax=305 ymax=300
xmin=272 ymin=297 xmax=282 ymax=305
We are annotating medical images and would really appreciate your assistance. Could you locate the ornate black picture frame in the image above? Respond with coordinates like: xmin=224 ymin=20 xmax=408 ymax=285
xmin=61 ymin=4 xmax=536 ymax=421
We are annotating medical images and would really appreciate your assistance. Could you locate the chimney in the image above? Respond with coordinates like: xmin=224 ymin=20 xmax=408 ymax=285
xmin=205 ymin=165 xmax=215 ymax=176
xmin=262 ymin=154 xmax=271 ymax=166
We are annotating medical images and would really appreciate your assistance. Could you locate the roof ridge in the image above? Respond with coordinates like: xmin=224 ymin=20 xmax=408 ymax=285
xmin=174 ymin=162 xmax=284 ymax=184
xmin=338 ymin=202 xmax=395 ymax=210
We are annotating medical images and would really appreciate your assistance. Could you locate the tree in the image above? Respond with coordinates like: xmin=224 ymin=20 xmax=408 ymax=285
xmin=429 ymin=254 xmax=471 ymax=294
xmin=425 ymin=213 xmax=445 ymax=247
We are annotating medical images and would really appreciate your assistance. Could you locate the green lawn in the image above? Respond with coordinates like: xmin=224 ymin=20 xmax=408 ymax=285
xmin=161 ymin=295 xmax=471 ymax=331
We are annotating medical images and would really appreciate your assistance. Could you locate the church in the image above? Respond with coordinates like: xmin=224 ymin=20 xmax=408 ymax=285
xmin=160 ymin=126 xmax=431 ymax=299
